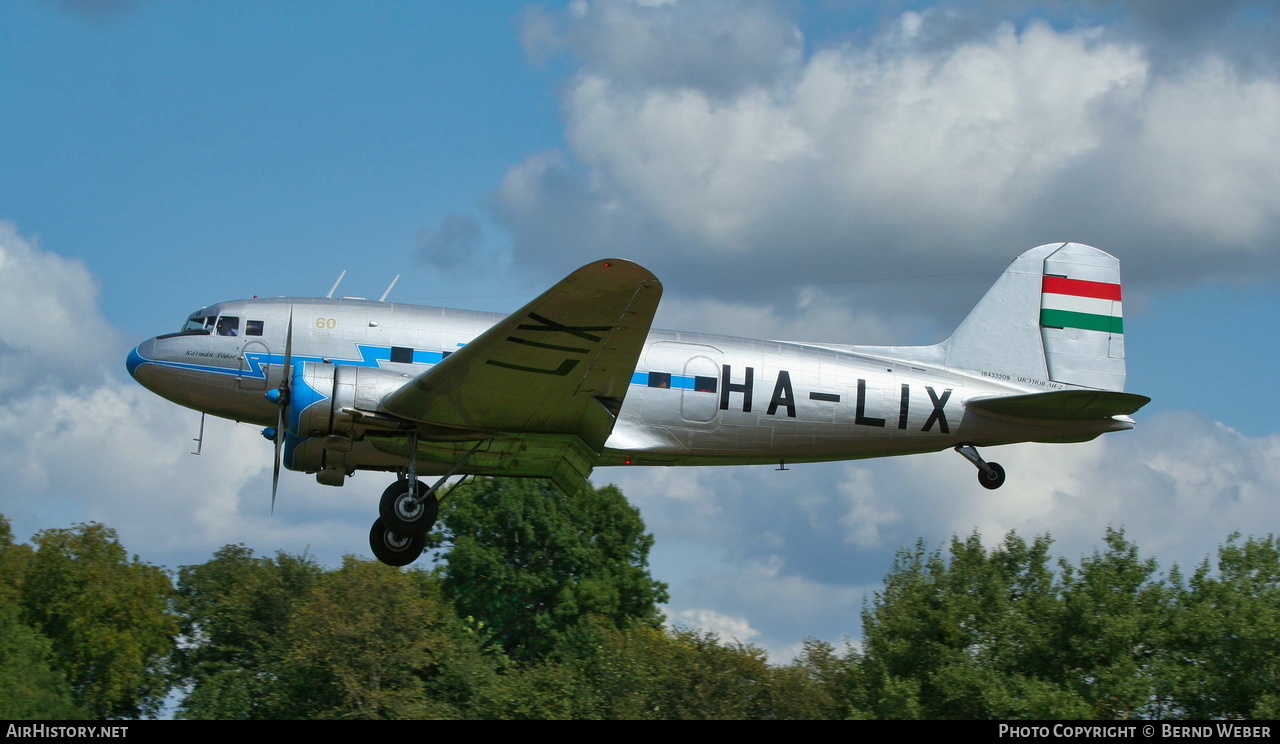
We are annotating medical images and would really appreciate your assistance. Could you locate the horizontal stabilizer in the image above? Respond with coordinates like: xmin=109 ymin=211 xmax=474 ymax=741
xmin=967 ymin=390 xmax=1151 ymax=421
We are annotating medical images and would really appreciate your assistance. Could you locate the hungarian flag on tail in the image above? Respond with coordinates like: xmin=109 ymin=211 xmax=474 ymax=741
xmin=1040 ymin=276 xmax=1123 ymax=334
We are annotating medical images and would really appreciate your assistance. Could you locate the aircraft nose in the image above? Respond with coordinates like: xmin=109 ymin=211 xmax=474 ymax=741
xmin=126 ymin=339 xmax=155 ymax=386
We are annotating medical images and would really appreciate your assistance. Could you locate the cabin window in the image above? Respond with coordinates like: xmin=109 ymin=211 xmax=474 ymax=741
xmin=246 ymin=320 xmax=264 ymax=337
xmin=216 ymin=316 xmax=240 ymax=336
xmin=647 ymin=372 xmax=672 ymax=389
xmin=390 ymin=346 xmax=414 ymax=364
xmin=694 ymin=376 xmax=718 ymax=393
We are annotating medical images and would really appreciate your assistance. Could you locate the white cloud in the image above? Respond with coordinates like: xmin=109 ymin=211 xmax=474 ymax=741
xmin=498 ymin=7 xmax=1280 ymax=303
xmin=0 ymin=222 xmax=380 ymax=568
xmin=596 ymin=464 xmax=730 ymax=543
xmin=526 ymin=0 xmax=802 ymax=96
xmin=866 ymin=411 xmax=1280 ymax=570
xmin=669 ymin=608 xmax=760 ymax=643
xmin=836 ymin=467 xmax=902 ymax=548
xmin=652 ymin=289 xmax=912 ymax=345
xmin=1132 ymin=58 xmax=1280 ymax=247
xmin=0 ymin=222 xmax=119 ymax=394
xmin=669 ymin=551 xmax=866 ymax=660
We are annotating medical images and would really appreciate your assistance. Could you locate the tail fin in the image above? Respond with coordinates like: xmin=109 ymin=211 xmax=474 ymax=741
xmin=942 ymin=242 xmax=1127 ymax=391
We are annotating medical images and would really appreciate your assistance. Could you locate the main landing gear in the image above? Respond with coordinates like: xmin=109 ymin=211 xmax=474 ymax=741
xmin=380 ymin=478 xmax=440 ymax=537
xmin=368 ymin=438 xmax=480 ymax=567
xmin=955 ymin=444 xmax=1006 ymax=490
xmin=369 ymin=475 xmax=461 ymax=567
xmin=369 ymin=513 xmax=428 ymax=568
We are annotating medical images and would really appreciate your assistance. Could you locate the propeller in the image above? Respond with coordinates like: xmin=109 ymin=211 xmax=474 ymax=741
xmin=266 ymin=309 xmax=294 ymax=514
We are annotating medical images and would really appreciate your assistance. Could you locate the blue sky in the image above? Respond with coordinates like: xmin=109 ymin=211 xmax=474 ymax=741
xmin=3 ymin=2 xmax=557 ymax=321
xmin=3 ymin=0 xmax=1279 ymax=660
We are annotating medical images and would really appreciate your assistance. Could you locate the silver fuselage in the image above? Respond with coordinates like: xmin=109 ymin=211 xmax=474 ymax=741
xmin=128 ymin=296 xmax=1127 ymax=479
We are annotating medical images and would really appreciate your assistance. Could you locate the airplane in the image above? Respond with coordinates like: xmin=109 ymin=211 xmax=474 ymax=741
xmin=127 ymin=242 xmax=1149 ymax=567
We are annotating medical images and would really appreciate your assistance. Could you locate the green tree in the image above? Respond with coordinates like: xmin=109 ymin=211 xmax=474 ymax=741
xmin=432 ymin=477 xmax=668 ymax=660
xmin=1055 ymin=528 xmax=1173 ymax=719
xmin=173 ymin=544 xmax=323 ymax=719
xmin=0 ymin=515 xmax=33 ymax=602
xmin=0 ymin=593 xmax=86 ymax=720
xmin=855 ymin=532 xmax=1085 ymax=719
xmin=177 ymin=547 xmax=502 ymax=720
xmin=481 ymin=623 xmax=832 ymax=720
xmin=1166 ymin=534 xmax=1280 ymax=719
xmin=275 ymin=557 xmax=498 ymax=719
xmin=845 ymin=528 xmax=1197 ymax=720
xmin=794 ymin=638 xmax=869 ymax=719
xmin=19 ymin=522 xmax=176 ymax=719
xmin=0 ymin=515 xmax=84 ymax=719
xmin=621 ymin=627 xmax=829 ymax=720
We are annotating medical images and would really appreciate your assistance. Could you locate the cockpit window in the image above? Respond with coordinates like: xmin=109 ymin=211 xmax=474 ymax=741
xmin=216 ymin=316 xmax=240 ymax=336
xmin=246 ymin=320 xmax=264 ymax=337
xmin=181 ymin=315 xmax=214 ymax=334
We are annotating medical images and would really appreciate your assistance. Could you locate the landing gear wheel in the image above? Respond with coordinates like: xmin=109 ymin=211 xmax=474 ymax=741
xmin=379 ymin=480 xmax=439 ymax=537
xmin=369 ymin=518 xmax=426 ymax=567
xmin=978 ymin=462 xmax=1006 ymax=490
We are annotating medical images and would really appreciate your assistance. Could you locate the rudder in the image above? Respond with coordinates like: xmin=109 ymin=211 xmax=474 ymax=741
xmin=943 ymin=243 xmax=1127 ymax=391
xmin=1039 ymin=243 xmax=1125 ymax=390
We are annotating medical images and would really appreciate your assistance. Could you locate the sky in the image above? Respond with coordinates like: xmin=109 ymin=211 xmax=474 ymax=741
xmin=2 ymin=0 xmax=1279 ymax=662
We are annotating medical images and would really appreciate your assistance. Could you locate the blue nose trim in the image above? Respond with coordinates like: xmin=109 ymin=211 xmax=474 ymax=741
xmin=287 ymin=363 xmax=330 ymax=436
xmin=282 ymin=432 xmax=307 ymax=470
xmin=126 ymin=345 xmax=147 ymax=379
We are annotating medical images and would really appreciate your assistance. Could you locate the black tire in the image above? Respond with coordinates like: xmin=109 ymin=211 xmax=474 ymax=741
xmin=978 ymin=462 xmax=1006 ymax=490
xmin=369 ymin=518 xmax=426 ymax=567
xmin=379 ymin=480 xmax=439 ymax=537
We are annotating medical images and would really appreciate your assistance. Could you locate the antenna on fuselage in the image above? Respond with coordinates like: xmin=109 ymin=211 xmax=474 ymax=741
xmin=326 ymin=270 xmax=348 ymax=299
xmin=378 ymin=274 xmax=401 ymax=302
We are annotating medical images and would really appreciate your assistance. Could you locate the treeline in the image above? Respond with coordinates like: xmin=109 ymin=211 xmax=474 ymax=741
xmin=1 ymin=478 xmax=1278 ymax=720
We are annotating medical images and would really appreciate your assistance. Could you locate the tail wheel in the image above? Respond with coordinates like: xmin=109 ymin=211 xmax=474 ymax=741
xmin=978 ymin=462 xmax=1006 ymax=490
xmin=369 ymin=518 xmax=426 ymax=567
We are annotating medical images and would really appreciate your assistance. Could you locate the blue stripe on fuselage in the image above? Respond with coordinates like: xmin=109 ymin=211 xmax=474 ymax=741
xmin=129 ymin=343 xmax=449 ymax=380
xmin=241 ymin=346 xmax=447 ymax=379
xmin=629 ymin=371 xmax=700 ymax=390
xmin=131 ymin=342 xmax=715 ymax=394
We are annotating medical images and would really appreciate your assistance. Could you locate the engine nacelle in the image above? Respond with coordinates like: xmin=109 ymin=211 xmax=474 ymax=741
xmin=284 ymin=362 xmax=416 ymax=485
xmin=289 ymin=361 xmax=413 ymax=439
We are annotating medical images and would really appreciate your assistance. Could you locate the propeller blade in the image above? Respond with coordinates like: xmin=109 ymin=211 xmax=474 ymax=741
xmin=282 ymin=309 xmax=294 ymax=383
xmin=271 ymin=308 xmax=294 ymax=515
xmin=272 ymin=406 xmax=284 ymax=514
